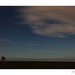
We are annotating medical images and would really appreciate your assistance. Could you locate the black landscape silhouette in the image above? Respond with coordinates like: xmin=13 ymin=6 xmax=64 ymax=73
xmin=0 ymin=61 xmax=75 ymax=69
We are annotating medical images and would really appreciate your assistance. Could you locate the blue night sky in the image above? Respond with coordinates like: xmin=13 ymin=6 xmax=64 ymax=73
xmin=0 ymin=6 xmax=75 ymax=60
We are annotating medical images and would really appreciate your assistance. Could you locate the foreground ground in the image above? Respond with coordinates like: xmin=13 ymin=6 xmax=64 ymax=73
xmin=0 ymin=61 xmax=75 ymax=69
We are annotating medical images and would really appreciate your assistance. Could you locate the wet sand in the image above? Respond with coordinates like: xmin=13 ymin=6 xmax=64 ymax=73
xmin=0 ymin=61 xmax=75 ymax=69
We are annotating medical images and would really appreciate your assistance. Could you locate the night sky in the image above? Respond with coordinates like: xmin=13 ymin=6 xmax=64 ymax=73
xmin=0 ymin=6 xmax=75 ymax=60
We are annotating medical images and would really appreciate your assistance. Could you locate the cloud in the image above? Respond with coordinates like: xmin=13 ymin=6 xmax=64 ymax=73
xmin=0 ymin=39 xmax=11 ymax=41
xmin=17 ymin=6 xmax=75 ymax=37
xmin=30 ymin=44 xmax=40 ymax=46
xmin=25 ymin=50 xmax=57 ymax=53
xmin=24 ymin=50 xmax=73 ymax=54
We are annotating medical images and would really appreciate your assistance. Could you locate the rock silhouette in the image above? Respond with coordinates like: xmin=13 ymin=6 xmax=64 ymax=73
xmin=0 ymin=55 xmax=6 ymax=60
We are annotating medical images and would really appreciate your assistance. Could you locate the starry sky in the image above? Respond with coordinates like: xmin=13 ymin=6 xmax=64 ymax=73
xmin=0 ymin=6 xmax=75 ymax=60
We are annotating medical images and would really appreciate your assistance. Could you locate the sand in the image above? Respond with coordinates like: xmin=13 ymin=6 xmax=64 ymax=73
xmin=0 ymin=61 xmax=75 ymax=69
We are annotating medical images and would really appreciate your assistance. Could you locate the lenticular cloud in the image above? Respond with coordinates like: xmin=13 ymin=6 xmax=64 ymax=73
xmin=17 ymin=6 xmax=75 ymax=37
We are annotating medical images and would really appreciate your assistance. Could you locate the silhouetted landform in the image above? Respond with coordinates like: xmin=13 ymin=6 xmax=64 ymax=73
xmin=0 ymin=55 xmax=6 ymax=61
xmin=0 ymin=61 xmax=75 ymax=69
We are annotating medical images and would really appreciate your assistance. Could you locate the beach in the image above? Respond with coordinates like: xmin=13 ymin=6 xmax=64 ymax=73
xmin=0 ymin=60 xmax=75 ymax=69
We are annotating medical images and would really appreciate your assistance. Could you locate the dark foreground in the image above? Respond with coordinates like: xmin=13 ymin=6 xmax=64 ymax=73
xmin=0 ymin=61 xmax=75 ymax=69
